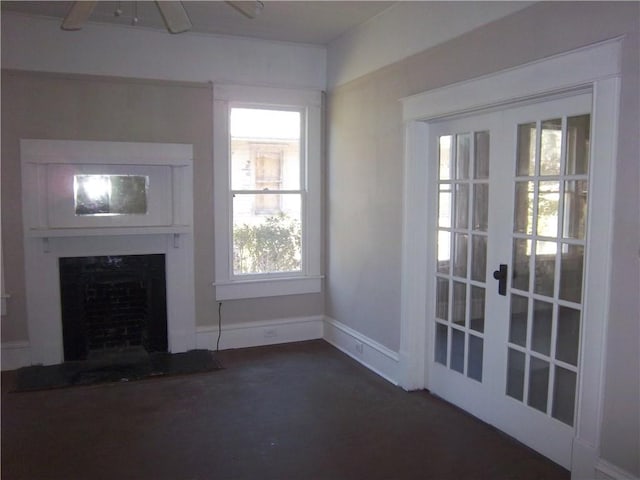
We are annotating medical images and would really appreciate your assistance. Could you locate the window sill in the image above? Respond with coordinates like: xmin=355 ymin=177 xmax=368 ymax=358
xmin=213 ymin=275 xmax=323 ymax=300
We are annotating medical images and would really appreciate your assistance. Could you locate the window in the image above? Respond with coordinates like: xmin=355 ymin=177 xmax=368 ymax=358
xmin=213 ymin=85 xmax=323 ymax=300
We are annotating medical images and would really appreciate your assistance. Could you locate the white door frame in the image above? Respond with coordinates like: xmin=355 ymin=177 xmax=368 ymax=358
xmin=399 ymin=38 xmax=622 ymax=477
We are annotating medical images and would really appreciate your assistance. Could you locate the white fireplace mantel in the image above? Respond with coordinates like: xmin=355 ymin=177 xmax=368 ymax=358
xmin=21 ymin=139 xmax=196 ymax=366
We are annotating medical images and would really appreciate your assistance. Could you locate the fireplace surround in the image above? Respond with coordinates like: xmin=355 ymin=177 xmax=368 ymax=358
xmin=21 ymin=140 xmax=195 ymax=366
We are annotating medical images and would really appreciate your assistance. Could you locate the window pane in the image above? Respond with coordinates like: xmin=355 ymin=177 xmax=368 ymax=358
xmin=230 ymin=108 xmax=300 ymax=190
xmin=232 ymin=194 xmax=301 ymax=275
xmin=437 ymin=231 xmax=451 ymax=274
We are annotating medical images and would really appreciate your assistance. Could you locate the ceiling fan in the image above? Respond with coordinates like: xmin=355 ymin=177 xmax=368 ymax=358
xmin=61 ymin=1 xmax=264 ymax=34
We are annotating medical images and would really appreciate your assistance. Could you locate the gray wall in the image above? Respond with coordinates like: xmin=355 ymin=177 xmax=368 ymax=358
xmin=0 ymin=70 xmax=323 ymax=342
xmin=326 ymin=2 xmax=639 ymax=475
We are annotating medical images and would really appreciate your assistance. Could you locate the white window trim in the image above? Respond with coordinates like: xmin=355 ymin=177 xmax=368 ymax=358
xmin=213 ymin=84 xmax=323 ymax=300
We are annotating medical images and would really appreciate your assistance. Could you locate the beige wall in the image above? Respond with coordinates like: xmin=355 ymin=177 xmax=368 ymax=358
xmin=326 ymin=2 xmax=639 ymax=475
xmin=0 ymin=70 xmax=323 ymax=343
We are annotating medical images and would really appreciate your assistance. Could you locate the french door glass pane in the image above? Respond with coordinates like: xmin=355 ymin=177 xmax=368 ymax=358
xmin=452 ymin=281 xmax=466 ymax=327
xmin=532 ymin=300 xmax=553 ymax=356
xmin=439 ymin=135 xmax=453 ymax=180
xmin=540 ymin=119 xmax=562 ymax=176
xmin=552 ymin=367 xmax=577 ymax=425
xmin=474 ymin=131 xmax=490 ymax=179
xmin=514 ymin=181 xmax=534 ymax=234
xmin=436 ymin=278 xmax=449 ymax=321
xmin=559 ymin=244 xmax=584 ymax=303
xmin=468 ymin=334 xmax=483 ymax=382
xmin=556 ymin=307 xmax=581 ymax=366
xmin=528 ymin=357 xmax=550 ymax=413
xmin=454 ymin=184 xmax=469 ymax=229
xmin=506 ymin=348 xmax=526 ymax=401
xmin=566 ymin=115 xmax=590 ymax=175
xmin=451 ymin=328 xmax=465 ymax=373
xmin=512 ymin=239 xmax=531 ymax=291
xmin=537 ymin=181 xmax=560 ymax=237
xmin=439 ymin=184 xmax=452 ymax=228
xmin=509 ymin=294 xmax=528 ymax=347
xmin=471 ymin=235 xmax=487 ymax=282
xmin=534 ymin=241 xmax=556 ymax=297
xmin=435 ymin=323 xmax=448 ymax=365
xmin=456 ymin=134 xmax=471 ymax=180
xmin=473 ymin=184 xmax=489 ymax=231
xmin=563 ymin=180 xmax=588 ymax=240
xmin=437 ymin=231 xmax=451 ymax=274
xmin=453 ymin=233 xmax=468 ymax=278
xmin=470 ymin=286 xmax=485 ymax=333
xmin=516 ymin=122 xmax=536 ymax=176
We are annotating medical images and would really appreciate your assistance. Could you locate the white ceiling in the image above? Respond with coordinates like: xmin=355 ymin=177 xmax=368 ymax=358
xmin=0 ymin=1 xmax=397 ymax=45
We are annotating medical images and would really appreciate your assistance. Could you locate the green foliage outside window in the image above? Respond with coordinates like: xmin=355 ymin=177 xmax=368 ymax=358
xmin=233 ymin=214 xmax=302 ymax=274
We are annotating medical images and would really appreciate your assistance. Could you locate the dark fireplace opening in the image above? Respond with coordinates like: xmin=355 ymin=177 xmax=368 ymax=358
xmin=59 ymin=254 xmax=168 ymax=362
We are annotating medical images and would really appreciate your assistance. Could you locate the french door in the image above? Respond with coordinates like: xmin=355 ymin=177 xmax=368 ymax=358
xmin=427 ymin=92 xmax=592 ymax=468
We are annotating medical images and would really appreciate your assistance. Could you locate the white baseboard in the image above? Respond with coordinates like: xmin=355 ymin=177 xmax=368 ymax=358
xmin=1 ymin=341 xmax=31 ymax=371
xmin=595 ymin=460 xmax=640 ymax=480
xmin=196 ymin=315 xmax=324 ymax=351
xmin=323 ymin=316 xmax=400 ymax=386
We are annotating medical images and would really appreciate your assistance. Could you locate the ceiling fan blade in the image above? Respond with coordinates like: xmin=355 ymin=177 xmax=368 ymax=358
xmin=226 ymin=1 xmax=264 ymax=19
xmin=155 ymin=1 xmax=192 ymax=34
xmin=61 ymin=1 xmax=97 ymax=31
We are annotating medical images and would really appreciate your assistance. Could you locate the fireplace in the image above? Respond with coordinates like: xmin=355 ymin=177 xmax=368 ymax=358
xmin=59 ymin=255 xmax=168 ymax=361
xmin=21 ymin=139 xmax=196 ymax=366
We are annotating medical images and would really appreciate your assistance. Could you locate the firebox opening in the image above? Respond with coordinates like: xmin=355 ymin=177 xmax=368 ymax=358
xmin=59 ymin=254 xmax=168 ymax=362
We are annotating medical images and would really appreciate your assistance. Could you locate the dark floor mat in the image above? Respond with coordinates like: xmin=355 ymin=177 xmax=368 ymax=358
xmin=11 ymin=349 xmax=223 ymax=392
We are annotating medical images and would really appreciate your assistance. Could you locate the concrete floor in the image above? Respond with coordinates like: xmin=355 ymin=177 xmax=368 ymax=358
xmin=1 ymin=340 xmax=569 ymax=480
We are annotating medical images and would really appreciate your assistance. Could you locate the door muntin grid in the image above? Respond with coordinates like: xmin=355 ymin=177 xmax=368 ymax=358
xmin=506 ymin=114 xmax=590 ymax=426
xmin=435 ymin=131 xmax=489 ymax=383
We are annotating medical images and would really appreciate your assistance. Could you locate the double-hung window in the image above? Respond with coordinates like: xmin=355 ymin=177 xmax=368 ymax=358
xmin=213 ymin=85 xmax=322 ymax=300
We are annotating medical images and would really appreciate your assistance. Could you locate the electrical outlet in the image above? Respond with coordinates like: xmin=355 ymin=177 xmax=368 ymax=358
xmin=355 ymin=342 xmax=364 ymax=354
xmin=264 ymin=328 xmax=277 ymax=338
